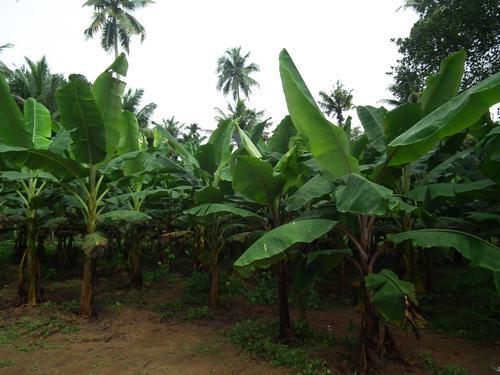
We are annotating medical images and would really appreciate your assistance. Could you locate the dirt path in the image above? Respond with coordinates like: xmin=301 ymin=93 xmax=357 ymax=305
xmin=0 ymin=273 xmax=498 ymax=375
xmin=0 ymin=306 xmax=286 ymax=375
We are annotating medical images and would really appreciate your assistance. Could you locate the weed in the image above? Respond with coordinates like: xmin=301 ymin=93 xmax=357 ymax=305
xmin=186 ymin=306 xmax=213 ymax=321
xmin=227 ymin=319 xmax=331 ymax=375
xmin=0 ymin=359 xmax=14 ymax=368
xmin=184 ymin=338 xmax=223 ymax=355
xmin=421 ymin=351 xmax=468 ymax=375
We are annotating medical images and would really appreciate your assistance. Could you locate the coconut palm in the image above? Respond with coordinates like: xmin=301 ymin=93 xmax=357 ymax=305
xmin=122 ymin=87 xmax=157 ymax=128
xmin=156 ymin=116 xmax=185 ymax=140
xmin=215 ymin=100 xmax=264 ymax=132
xmin=318 ymin=80 xmax=354 ymax=125
xmin=83 ymin=0 xmax=154 ymax=57
xmin=216 ymin=47 xmax=260 ymax=102
xmin=8 ymin=56 xmax=66 ymax=113
xmin=183 ymin=123 xmax=203 ymax=144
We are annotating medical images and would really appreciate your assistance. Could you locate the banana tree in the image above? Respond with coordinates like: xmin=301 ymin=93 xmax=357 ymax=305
xmin=0 ymin=72 xmax=58 ymax=305
xmin=183 ymin=203 xmax=259 ymax=309
xmin=0 ymin=171 xmax=55 ymax=305
xmin=278 ymin=48 xmax=500 ymax=372
xmin=0 ymin=54 xmax=140 ymax=318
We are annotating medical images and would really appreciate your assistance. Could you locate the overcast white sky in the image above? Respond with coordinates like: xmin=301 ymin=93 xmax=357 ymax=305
xmin=1 ymin=0 xmax=418 ymax=130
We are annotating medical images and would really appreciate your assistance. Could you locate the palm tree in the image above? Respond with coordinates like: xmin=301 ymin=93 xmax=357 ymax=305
xmin=318 ymin=80 xmax=354 ymax=125
xmin=83 ymin=0 xmax=154 ymax=58
xmin=215 ymin=100 xmax=265 ymax=132
xmin=122 ymin=87 xmax=157 ymax=128
xmin=216 ymin=47 xmax=260 ymax=102
xmin=156 ymin=116 xmax=185 ymax=140
xmin=183 ymin=123 xmax=203 ymax=144
xmin=8 ymin=56 xmax=66 ymax=113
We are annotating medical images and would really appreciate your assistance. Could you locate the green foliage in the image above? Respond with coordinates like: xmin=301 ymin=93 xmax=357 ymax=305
xmin=421 ymin=352 xmax=468 ymax=375
xmin=234 ymin=219 xmax=337 ymax=271
xmin=279 ymin=49 xmax=359 ymax=179
xmin=389 ymin=0 xmax=499 ymax=101
xmin=388 ymin=229 xmax=500 ymax=272
xmin=0 ymin=359 xmax=14 ymax=368
xmin=186 ymin=306 xmax=213 ymax=321
xmin=365 ymin=269 xmax=418 ymax=326
xmin=227 ymin=320 xmax=331 ymax=375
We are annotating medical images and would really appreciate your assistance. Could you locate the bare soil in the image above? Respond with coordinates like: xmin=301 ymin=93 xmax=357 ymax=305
xmin=0 ymin=267 xmax=498 ymax=375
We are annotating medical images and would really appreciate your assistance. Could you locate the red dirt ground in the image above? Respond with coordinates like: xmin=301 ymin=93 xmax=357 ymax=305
xmin=0 ymin=269 xmax=498 ymax=375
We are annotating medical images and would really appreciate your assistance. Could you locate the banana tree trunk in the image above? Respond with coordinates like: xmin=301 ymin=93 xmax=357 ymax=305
xmin=15 ymin=225 xmax=27 ymax=261
xmin=18 ymin=220 xmax=42 ymax=306
xmin=80 ymin=252 xmax=97 ymax=319
xmin=128 ymin=236 xmax=143 ymax=288
xmin=209 ymin=264 xmax=219 ymax=310
xmin=277 ymin=260 xmax=293 ymax=340
xmin=358 ymin=286 xmax=399 ymax=373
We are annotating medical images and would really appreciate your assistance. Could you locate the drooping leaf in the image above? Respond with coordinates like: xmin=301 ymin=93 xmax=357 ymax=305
xmin=335 ymin=174 xmax=393 ymax=216
xmin=408 ymin=179 xmax=494 ymax=201
xmin=237 ymin=125 xmax=262 ymax=158
xmin=388 ymin=71 xmax=500 ymax=165
xmin=388 ymin=229 xmax=500 ymax=272
xmin=231 ymin=156 xmax=286 ymax=207
xmin=184 ymin=203 xmax=258 ymax=218
xmin=154 ymin=125 xmax=200 ymax=168
xmin=82 ymin=231 xmax=108 ymax=255
xmin=279 ymin=49 xmax=360 ymax=178
xmin=24 ymin=98 xmax=52 ymax=149
xmin=383 ymin=103 xmax=422 ymax=144
xmin=0 ymin=145 xmax=87 ymax=180
xmin=105 ymin=53 xmax=128 ymax=76
xmin=98 ymin=209 xmax=151 ymax=223
xmin=285 ymin=174 xmax=332 ymax=211
xmin=0 ymin=72 xmax=31 ymax=147
xmin=418 ymin=148 xmax=473 ymax=185
xmin=365 ymin=269 xmax=418 ymax=326
xmin=0 ymin=170 xmax=56 ymax=182
xmin=56 ymin=75 xmax=107 ymax=165
xmin=356 ymin=106 xmax=386 ymax=152
xmin=234 ymin=219 xmax=337 ymax=271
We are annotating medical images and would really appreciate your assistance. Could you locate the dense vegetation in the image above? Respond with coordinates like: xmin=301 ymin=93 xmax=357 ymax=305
xmin=0 ymin=2 xmax=499 ymax=374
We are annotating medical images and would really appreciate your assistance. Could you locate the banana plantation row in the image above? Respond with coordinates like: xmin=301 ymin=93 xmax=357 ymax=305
xmin=0 ymin=49 xmax=499 ymax=373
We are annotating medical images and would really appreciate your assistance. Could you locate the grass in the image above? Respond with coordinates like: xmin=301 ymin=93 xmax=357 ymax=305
xmin=160 ymin=301 xmax=214 ymax=321
xmin=183 ymin=337 xmax=224 ymax=355
xmin=0 ymin=359 xmax=14 ymax=368
xmin=421 ymin=351 xmax=468 ymax=375
xmin=227 ymin=319 xmax=331 ymax=375
xmin=0 ymin=314 xmax=80 ymax=352
xmin=420 ymin=266 xmax=500 ymax=342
